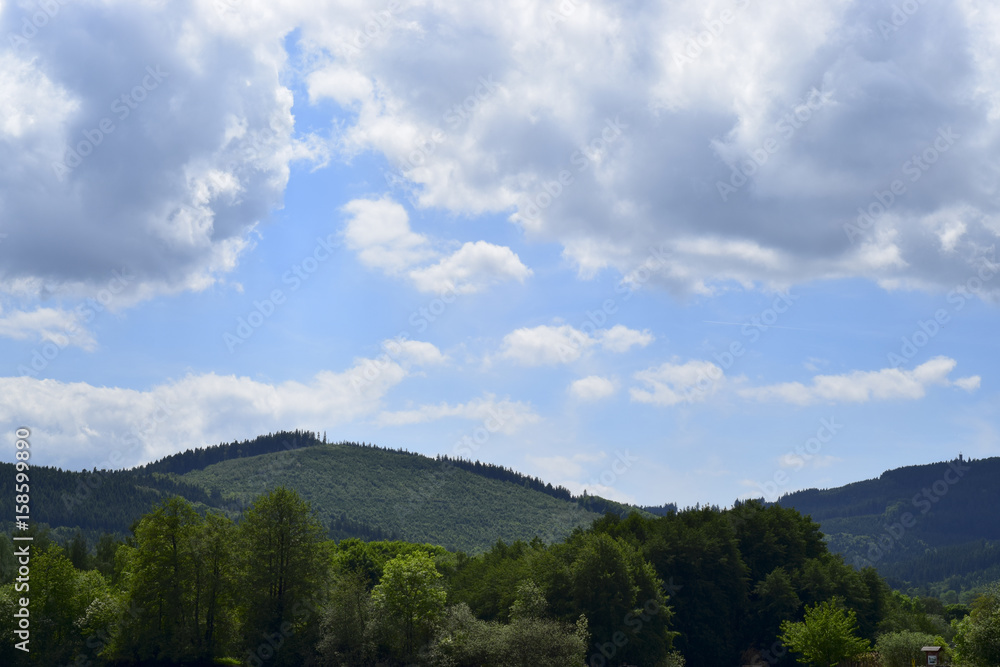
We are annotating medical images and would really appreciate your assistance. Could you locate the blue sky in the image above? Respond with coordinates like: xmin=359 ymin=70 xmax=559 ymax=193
xmin=1 ymin=0 xmax=998 ymax=508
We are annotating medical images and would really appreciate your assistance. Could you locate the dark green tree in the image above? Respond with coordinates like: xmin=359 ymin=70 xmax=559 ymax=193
xmin=238 ymin=487 xmax=326 ymax=666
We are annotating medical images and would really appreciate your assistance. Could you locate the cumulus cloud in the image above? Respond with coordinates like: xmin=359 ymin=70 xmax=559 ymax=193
xmin=500 ymin=323 xmax=653 ymax=366
xmin=297 ymin=0 xmax=1000 ymax=298
xmin=8 ymin=0 xmax=999 ymax=313
xmin=342 ymin=198 xmax=530 ymax=293
xmin=630 ymin=359 xmax=725 ymax=406
xmin=0 ymin=1 xmax=326 ymax=304
xmin=0 ymin=305 xmax=96 ymax=350
xmin=409 ymin=241 xmax=532 ymax=294
xmin=389 ymin=339 xmax=448 ymax=366
xmin=598 ymin=324 xmax=655 ymax=353
xmin=569 ymin=375 xmax=618 ymax=401
xmin=0 ymin=338 xmax=448 ymax=469
xmin=342 ymin=197 xmax=436 ymax=274
xmin=376 ymin=394 xmax=539 ymax=434
xmin=739 ymin=356 xmax=979 ymax=404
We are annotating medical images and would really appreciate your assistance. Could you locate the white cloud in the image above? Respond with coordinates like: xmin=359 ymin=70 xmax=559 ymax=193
xmin=500 ymin=323 xmax=652 ymax=366
xmin=598 ymin=324 xmax=655 ymax=353
xmin=342 ymin=197 xmax=435 ymax=274
xmin=342 ymin=198 xmax=530 ymax=294
xmin=0 ymin=361 xmax=401 ymax=471
xmin=0 ymin=3 xmax=325 ymax=304
xmin=569 ymin=375 xmax=618 ymax=401
xmin=739 ymin=356 xmax=979 ymax=405
xmin=389 ymin=339 xmax=447 ymax=366
xmin=630 ymin=359 xmax=724 ymax=406
xmin=296 ymin=0 xmax=1000 ymax=298
xmin=778 ymin=453 xmax=841 ymax=470
xmin=409 ymin=241 xmax=532 ymax=294
xmin=0 ymin=305 xmax=96 ymax=350
xmin=953 ymin=375 xmax=982 ymax=392
xmin=8 ymin=0 xmax=999 ymax=314
xmin=500 ymin=324 xmax=594 ymax=365
xmin=376 ymin=394 xmax=539 ymax=434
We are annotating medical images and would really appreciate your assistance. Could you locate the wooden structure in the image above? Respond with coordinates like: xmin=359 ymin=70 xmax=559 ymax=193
xmin=921 ymin=646 xmax=942 ymax=665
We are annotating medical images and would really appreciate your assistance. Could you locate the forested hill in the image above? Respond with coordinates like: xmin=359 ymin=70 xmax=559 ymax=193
xmin=175 ymin=442 xmax=603 ymax=552
xmin=778 ymin=456 xmax=1000 ymax=596
xmin=137 ymin=429 xmax=629 ymax=512
xmin=1 ymin=430 xmax=636 ymax=552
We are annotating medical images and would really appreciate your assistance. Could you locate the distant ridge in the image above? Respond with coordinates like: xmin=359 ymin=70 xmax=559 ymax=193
xmin=778 ymin=455 xmax=1000 ymax=596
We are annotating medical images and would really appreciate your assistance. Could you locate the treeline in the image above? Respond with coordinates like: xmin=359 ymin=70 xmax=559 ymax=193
xmin=435 ymin=454 xmax=573 ymax=501
xmin=134 ymin=429 xmax=641 ymax=514
xmin=328 ymin=511 xmax=401 ymax=543
xmin=0 ymin=462 xmax=218 ymax=535
xmin=137 ymin=429 xmax=330 ymax=475
xmin=779 ymin=457 xmax=1000 ymax=593
xmin=3 ymin=492 xmax=995 ymax=666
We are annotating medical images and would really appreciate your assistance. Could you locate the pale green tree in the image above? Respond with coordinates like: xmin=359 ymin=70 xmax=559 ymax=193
xmin=372 ymin=551 xmax=447 ymax=661
xmin=953 ymin=584 xmax=1000 ymax=667
xmin=779 ymin=599 xmax=871 ymax=666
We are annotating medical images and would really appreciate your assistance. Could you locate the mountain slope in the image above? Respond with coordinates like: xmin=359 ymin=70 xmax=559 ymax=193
xmin=778 ymin=456 xmax=1000 ymax=595
xmin=177 ymin=442 xmax=600 ymax=552
xmin=0 ymin=431 xmax=609 ymax=553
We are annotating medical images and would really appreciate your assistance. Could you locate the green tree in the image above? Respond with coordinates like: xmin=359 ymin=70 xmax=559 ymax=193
xmin=93 ymin=533 xmax=121 ymax=579
xmin=192 ymin=511 xmax=238 ymax=659
xmin=779 ymin=599 xmax=871 ymax=666
xmin=0 ymin=533 xmax=16 ymax=584
xmin=238 ymin=487 xmax=326 ymax=666
xmin=67 ymin=529 xmax=88 ymax=570
xmin=372 ymin=551 xmax=447 ymax=661
xmin=317 ymin=570 xmax=375 ymax=665
xmin=875 ymin=630 xmax=946 ymax=667
xmin=115 ymin=496 xmax=204 ymax=662
xmin=952 ymin=583 xmax=1000 ymax=667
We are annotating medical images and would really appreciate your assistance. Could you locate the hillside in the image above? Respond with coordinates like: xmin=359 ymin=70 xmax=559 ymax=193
xmin=0 ymin=431 xmax=612 ymax=553
xmin=176 ymin=440 xmax=602 ymax=552
xmin=778 ymin=456 xmax=1000 ymax=597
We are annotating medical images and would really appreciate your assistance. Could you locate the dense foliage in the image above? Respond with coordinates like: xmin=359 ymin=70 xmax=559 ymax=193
xmin=779 ymin=457 xmax=1000 ymax=599
xmin=0 ymin=431 xmax=608 ymax=553
xmin=1 ymin=488 xmax=995 ymax=666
